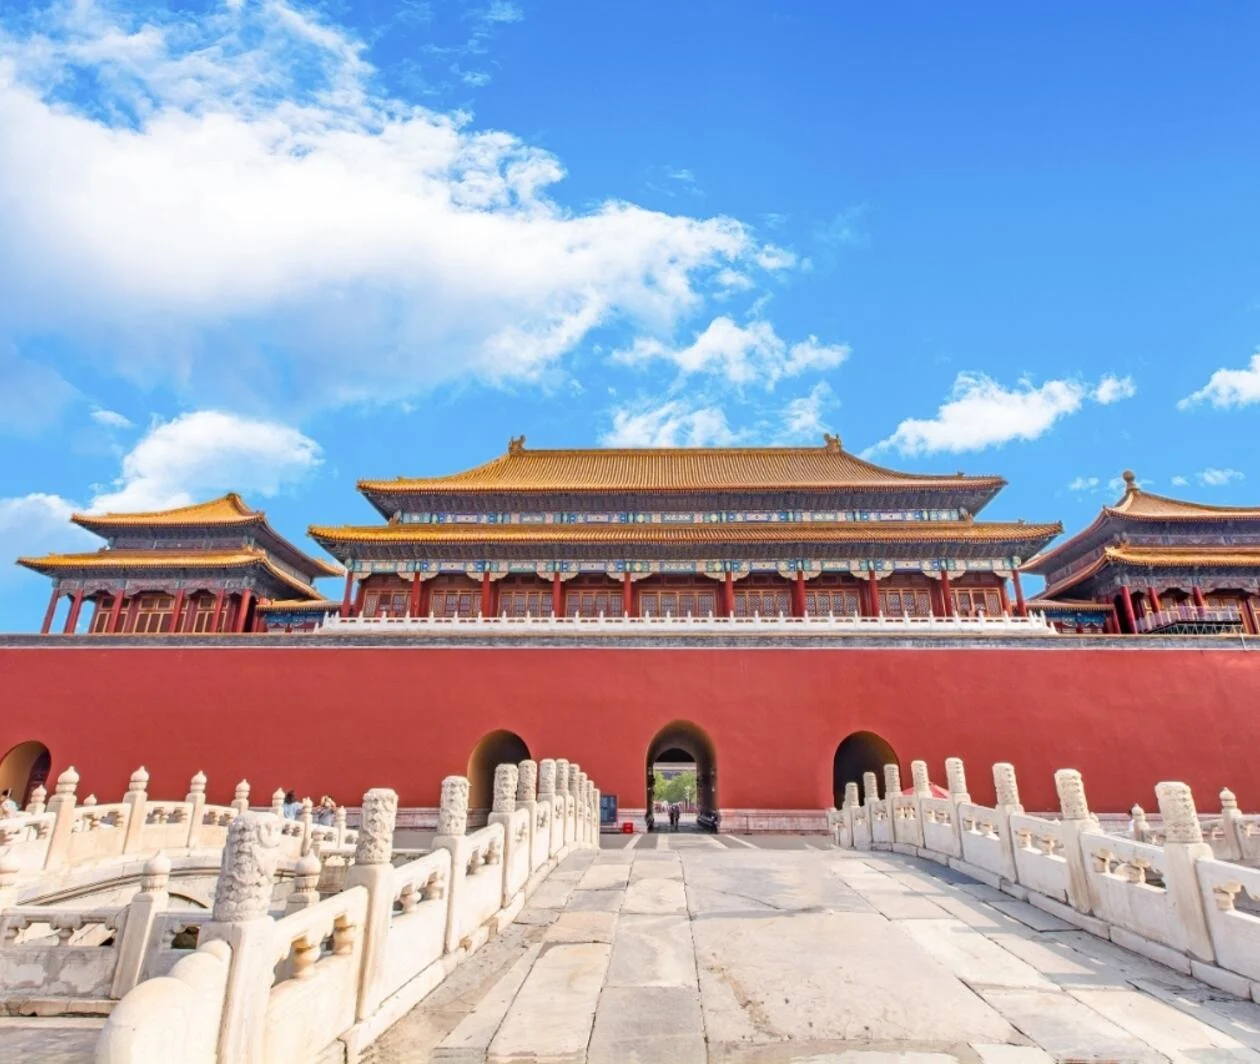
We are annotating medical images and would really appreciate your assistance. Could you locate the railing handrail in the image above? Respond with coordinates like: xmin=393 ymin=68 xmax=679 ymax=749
xmin=1134 ymin=604 xmax=1242 ymax=633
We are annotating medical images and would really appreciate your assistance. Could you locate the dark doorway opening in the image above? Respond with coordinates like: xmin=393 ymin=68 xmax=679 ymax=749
xmin=645 ymin=720 xmax=717 ymax=832
xmin=832 ymin=731 xmax=898 ymax=808
xmin=467 ymin=730 xmax=531 ymax=812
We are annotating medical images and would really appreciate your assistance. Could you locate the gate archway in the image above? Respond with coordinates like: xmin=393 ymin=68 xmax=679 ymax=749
xmin=0 ymin=740 xmax=51 ymax=808
xmin=645 ymin=720 xmax=717 ymax=829
xmin=832 ymin=731 xmax=898 ymax=807
xmin=467 ymin=730 xmax=531 ymax=811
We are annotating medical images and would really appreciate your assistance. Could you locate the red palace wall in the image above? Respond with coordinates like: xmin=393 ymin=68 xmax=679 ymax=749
xmin=2 ymin=644 xmax=1258 ymax=815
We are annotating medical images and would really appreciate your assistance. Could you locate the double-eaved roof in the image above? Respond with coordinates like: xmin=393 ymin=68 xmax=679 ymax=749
xmin=18 ymin=493 xmax=340 ymax=600
xmin=355 ymin=437 xmax=1009 ymax=516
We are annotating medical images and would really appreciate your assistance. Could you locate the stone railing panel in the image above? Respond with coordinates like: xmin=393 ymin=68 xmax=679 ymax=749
xmin=67 ymin=804 xmax=130 ymax=864
xmin=869 ymin=800 xmax=892 ymax=847
xmin=530 ymin=798 xmax=552 ymax=872
xmin=1079 ymin=833 xmax=1192 ymax=953
xmin=1008 ymin=814 xmax=1069 ymax=903
xmin=1196 ymin=859 xmax=1260 ymax=981
xmin=958 ymin=801 xmax=1016 ymax=882
xmin=503 ymin=808 xmax=532 ymax=904
xmin=851 ymin=803 xmax=872 ymax=850
xmin=451 ymin=823 xmax=506 ymax=949
xmin=890 ymin=796 xmax=922 ymax=848
xmin=0 ymin=905 xmax=125 ymax=1001
xmin=920 ymin=797 xmax=961 ymax=858
xmin=0 ymin=813 xmax=56 ymax=870
xmin=377 ymin=850 xmax=451 ymax=1006
xmin=263 ymin=886 xmax=368 ymax=1064
xmin=140 ymin=911 xmax=213 ymax=983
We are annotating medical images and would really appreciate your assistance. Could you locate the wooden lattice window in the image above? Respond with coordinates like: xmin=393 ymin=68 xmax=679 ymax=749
xmin=804 ymin=589 xmax=861 ymax=616
xmin=641 ymin=589 xmax=717 ymax=618
xmin=90 ymin=597 xmax=119 ymax=633
xmin=365 ymin=590 xmax=409 ymax=618
xmin=952 ymin=588 xmax=1002 ymax=617
xmin=498 ymin=589 xmax=553 ymax=617
xmin=430 ymin=589 xmax=479 ymax=617
xmin=187 ymin=594 xmax=219 ymax=633
xmin=564 ymin=589 xmax=624 ymax=618
xmin=132 ymin=593 xmax=175 ymax=634
xmin=880 ymin=588 xmax=931 ymax=617
xmin=733 ymin=588 xmax=790 ymax=617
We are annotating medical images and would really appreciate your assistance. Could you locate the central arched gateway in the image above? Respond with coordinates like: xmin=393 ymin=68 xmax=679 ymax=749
xmin=832 ymin=730 xmax=898 ymax=807
xmin=467 ymin=730 xmax=531 ymax=811
xmin=645 ymin=720 xmax=717 ymax=831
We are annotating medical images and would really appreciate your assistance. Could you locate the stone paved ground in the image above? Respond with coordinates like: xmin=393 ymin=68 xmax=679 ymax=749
xmin=367 ymin=833 xmax=1260 ymax=1064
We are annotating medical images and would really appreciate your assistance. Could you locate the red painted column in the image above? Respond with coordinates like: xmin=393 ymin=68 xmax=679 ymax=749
xmin=63 ymin=591 xmax=84 ymax=634
xmin=210 ymin=588 xmax=227 ymax=633
xmin=1120 ymin=586 xmax=1138 ymax=633
xmin=998 ymin=580 xmax=1011 ymax=616
xmin=1242 ymin=593 xmax=1257 ymax=635
xmin=235 ymin=589 xmax=253 ymax=633
xmin=723 ymin=572 xmax=735 ymax=617
xmin=1011 ymin=570 xmax=1027 ymax=617
xmin=1147 ymin=586 xmax=1162 ymax=615
xmin=939 ymin=571 xmax=954 ymax=617
xmin=867 ymin=571 xmax=881 ymax=616
xmin=341 ymin=572 xmax=354 ymax=618
xmin=169 ymin=589 xmax=186 ymax=634
xmin=1192 ymin=586 xmax=1208 ymax=611
xmin=480 ymin=573 xmax=493 ymax=617
xmin=623 ymin=575 xmax=634 ymax=617
xmin=353 ymin=580 xmax=366 ymax=618
xmin=107 ymin=591 xmax=126 ymax=634
xmin=552 ymin=574 xmax=563 ymax=617
xmin=794 ymin=571 xmax=806 ymax=617
xmin=410 ymin=576 xmax=421 ymax=617
xmin=40 ymin=587 xmax=60 ymax=635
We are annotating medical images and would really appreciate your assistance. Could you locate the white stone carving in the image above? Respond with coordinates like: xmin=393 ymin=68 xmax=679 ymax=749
xmin=517 ymin=760 xmax=537 ymax=802
xmin=437 ymin=776 xmax=470 ymax=837
xmin=213 ymin=812 xmax=282 ymax=922
xmin=945 ymin=758 xmax=969 ymax=803
xmin=493 ymin=765 xmax=518 ymax=814
xmin=911 ymin=760 xmax=931 ymax=798
xmin=992 ymin=763 xmax=1021 ymax=810
xmin=538 ymin=759 xmax=557 ymax=798
xmin=862 ymin=772 xmax=879 ymax=805
xmin=355 ymin=789 xmax=399 ymax=865
xmin=843 ymin=782 xmax=860 ymax=809
xmin=1156 ymin=781 xmax=1203 ymax=845
xmin=884 ymin=764 xmax=901 ymax=798
xmin=1054 ymin=769 xmax=1091 ymax=821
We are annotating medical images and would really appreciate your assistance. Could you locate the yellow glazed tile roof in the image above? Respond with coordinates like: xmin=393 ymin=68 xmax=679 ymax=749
xmin=257 ymin=599 xmax=340 ymax=612
xmin=358 ymin=440 xmax=1005 ymax=495
xmin=16 ymin=549 xmax=327 ymax=599
xmin=1038 ymin=544 xmax=1260 ymax=599
xmin=71 ymin=493 xmax=257 ymax=527
xmin=308 ymin=520 xmax=1061 ymax=546
xmin=1106 ymin=483 xmax=1260 ymax=521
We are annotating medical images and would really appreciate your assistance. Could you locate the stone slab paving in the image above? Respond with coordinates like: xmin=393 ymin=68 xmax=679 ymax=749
xmin=369 ymin=839 xmax=1260 ymax=1063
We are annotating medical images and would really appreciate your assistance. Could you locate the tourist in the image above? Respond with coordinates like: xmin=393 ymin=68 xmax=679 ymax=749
xmin=282 ymin=790 xmax=302 ymax=820
xmin=0 ymin=788 xmax=18 ymax=817
xmin=316 ymin=795 xmax=336 ymax=826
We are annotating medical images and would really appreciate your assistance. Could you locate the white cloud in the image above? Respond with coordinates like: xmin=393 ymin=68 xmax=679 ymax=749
xmin=1179 ymin=352 xmax=1260 ymax=409
xmin=0 ymin=0 xmax=797 ymax=410
xmin=613 ymin=317 xmax=848 ymax=389
xmin=90 ymin=408 xmax=133 ymax=430
xmin=601 ymin=400 xmax=736 ymax=448
xmin=814 ymin=205 xmax=868 ymax=251
xmin=1068 ymin=476 xmax=1100 ymax=492
xmin=1171 ymin=475 xmax=1189 ymax=486
xmin=872 ymin=373 xmax=1090 ymax=456
xmin=1093 ymin=374 xmax=1136 ymax=404
xmin=0 ymin=409 xmax=322 ymax=582
xmin=87 ymin=410 xmax=322 ymax=513
xmin=779 ymin=382 xmax=833 ymax=441
xmin=1198 ymin=467 xmax=1244 ymax=487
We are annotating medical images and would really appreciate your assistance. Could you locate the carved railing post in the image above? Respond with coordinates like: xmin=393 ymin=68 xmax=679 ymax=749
xmin=517 ymin=759 xmax=538 ymax=872
xmin=334 ymin=805 xmax=348 ymax=849
xmin=556 ymin=760 xmax=574 ymax=849
xmin=285 ymin=852 xmax=322 ymax=913
xmin=231 ymin=780 xmax=251 ymax=814
xmin=25 ymin=783 xmax=46 ymax=816
xmin=489 ymin=764 xmax=520 ymax=906
xmin=884 ymin=762 xmax=910 ymax=848
xmin=122 ymin=767 xmax=150 ymax=854
xmin=111 ymin=855 xmax=171 ymax=998
xmin=884 ymin=764 xmax=902 ymax=799
xmin=299 ymin=797 xmax=314 ymax=855
xmin=200 ymin=812 xmax=284 ymax=1064
xmin=539 ymin=760 xmax=561 ymax=858
xmin=1130 ymin=804 xmax=1150 ymax=843
xmin=1154 ymin=781 xmax=1215 ymax=962
xmin=862 ymin=771 xmax=879 ymax=806
xmin=43 ymin=766 xmax=79 ymax=870
xmin=270 ymin=789 xmax=285 ymax=818
xmin=988 ymin=762 xmax=1023 ymax=882
xmin=591 ymin=783 xmax=601 ymax=842
xmin=1054 ymin=769 xmax=1099 ymax=915
xmin=346 ymin=787 xmax=399 ymax=1020
xmin=1218 ymin=788 xmax=1244 ymax=861
xmin=945 ymin=758 xmax=970 ymax=804
xmin=433 ymin=776 xmax=471 ymax=953
xmin=185 ymin=771 xmax=208 ymax=848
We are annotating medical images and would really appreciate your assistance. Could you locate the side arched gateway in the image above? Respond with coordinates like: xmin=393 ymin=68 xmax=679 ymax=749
xmin=0 ymin=740 xmax=51 ymax=808
xmin=467 ymin=730 xmax=531 ymax=812
xmin=832 ymin=731 xmax=898 ymax=807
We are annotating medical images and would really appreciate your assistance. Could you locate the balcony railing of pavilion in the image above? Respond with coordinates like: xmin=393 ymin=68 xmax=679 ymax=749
xmin=313 ymin=610 xmax=1059 ymax=636
xmin=1132 ymin=604 xmax=1244 ymax=635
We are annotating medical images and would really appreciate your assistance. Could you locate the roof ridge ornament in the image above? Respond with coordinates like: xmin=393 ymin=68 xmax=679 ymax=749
xmin=1122 ymin=469 xmax=1138 ymax=493
xmin=822 ymin=433 xmax=842 ymax=453
xmin=508 ymin=435 xmax=527 ymax=455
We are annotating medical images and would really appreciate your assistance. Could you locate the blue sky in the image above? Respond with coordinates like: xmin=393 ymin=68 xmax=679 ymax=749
xmin=2 ymin=0 xmax=1259 ymax=630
